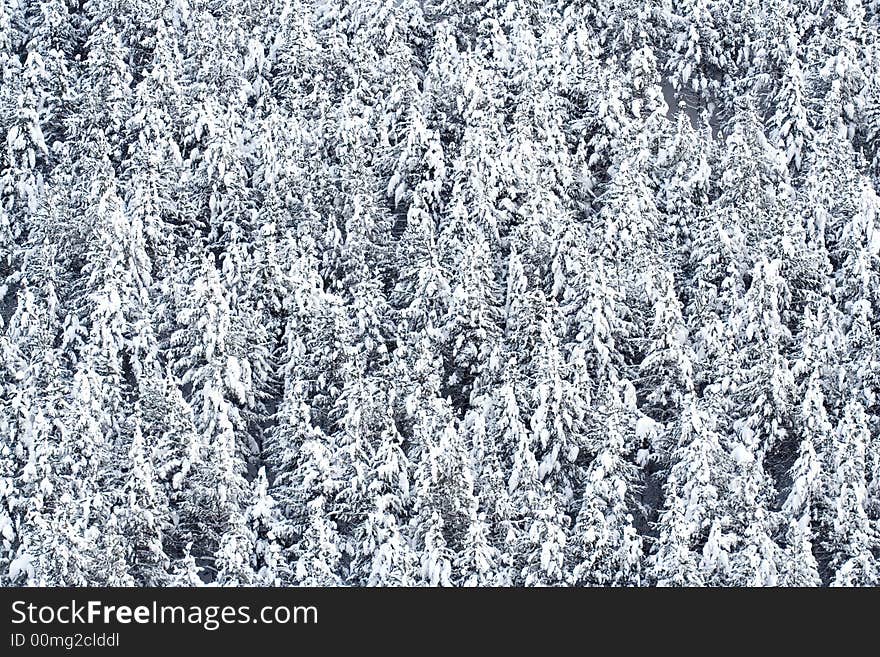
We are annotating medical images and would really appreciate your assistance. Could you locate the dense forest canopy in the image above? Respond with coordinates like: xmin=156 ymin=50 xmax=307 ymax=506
xmin=1 ymin=0 xmax=880 ymax=586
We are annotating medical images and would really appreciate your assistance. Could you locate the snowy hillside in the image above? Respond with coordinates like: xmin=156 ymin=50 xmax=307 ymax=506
xmin=1 ymin=0 xmax=880 ymax=586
